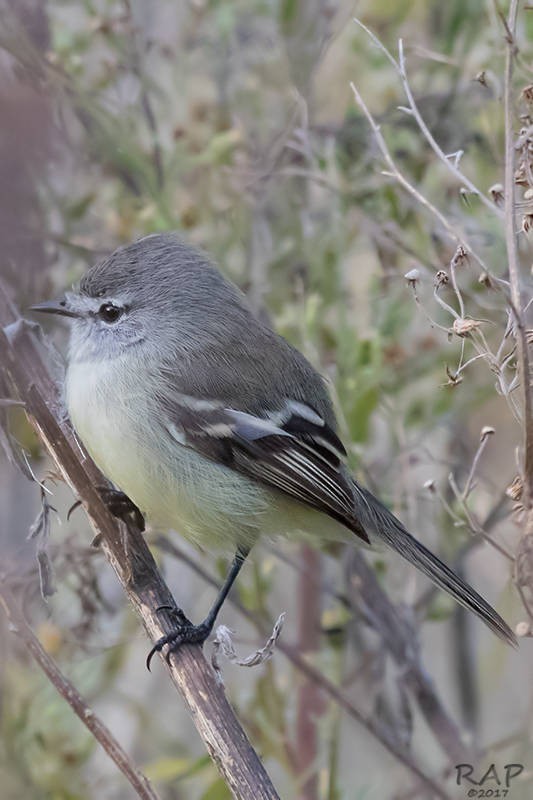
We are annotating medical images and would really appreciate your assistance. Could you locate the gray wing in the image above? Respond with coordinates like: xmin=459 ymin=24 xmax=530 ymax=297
xmin=163 ymin=395 xmax=370 ymax=544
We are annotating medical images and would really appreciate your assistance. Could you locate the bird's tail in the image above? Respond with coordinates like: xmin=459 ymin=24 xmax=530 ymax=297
xmin=351 ymin=480 xmax=517 ymax=647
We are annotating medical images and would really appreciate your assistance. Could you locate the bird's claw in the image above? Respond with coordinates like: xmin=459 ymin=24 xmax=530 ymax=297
xmin=146 ymin=620 xmax=213 ymax=671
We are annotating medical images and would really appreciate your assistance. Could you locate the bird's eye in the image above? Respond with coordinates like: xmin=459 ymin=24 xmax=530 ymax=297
xmin=97 ymin=303 xmax=123 ymax=323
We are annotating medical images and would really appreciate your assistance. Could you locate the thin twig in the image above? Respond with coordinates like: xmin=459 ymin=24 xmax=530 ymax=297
xmin=354 ymin=18 xmax=502 ymax=219
xmin=461 ymin=429 xmax=491 ymax=501
xmin=348 ymin=82 xmax=494 ymax=280
xmin=397 ymin=40 xmax=503 ymax=219
xmin=0 ymin=583 xmax=160 ymax=800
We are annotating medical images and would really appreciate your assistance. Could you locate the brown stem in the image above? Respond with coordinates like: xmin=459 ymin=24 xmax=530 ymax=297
xmin=0 ymin=284 xmax=280 ymax=800
xmin=294 ymin=544 xmax=325 ymax=800
xmin=0 ymin=583 xmax=159 ymax=800
xmin=503 ymin=0 xmax=533 ymax=506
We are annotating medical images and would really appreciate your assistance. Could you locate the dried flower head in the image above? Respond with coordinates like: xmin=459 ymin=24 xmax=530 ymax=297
xmin=514 ymin=124 xmax=533 ymax=187
xmin=522 ymin=213 xmax=533 ymax=233
xmin=521 ymin=85 xmax=533 ymax=105
xmin=489 ymin=183 xmax=504 ymax=205
xmin=434 ymin=270 xmax=449 ymax=289
xmin=506 ymin=476 xmax=523 ymax=501
xmin=451 ymin=245 xmax=469 ymax=269
xmin=404 ymin=267 xmax=420 ymax=288
xmin=452 ymin=317 xmax=481 ymax=337
xmin=478 ymin=271 xmax=494 ymax=289
xmin=444 ymin=364 xmax=463 ymax=386
xmin=480 ymin=426 xmax=495 ymax=440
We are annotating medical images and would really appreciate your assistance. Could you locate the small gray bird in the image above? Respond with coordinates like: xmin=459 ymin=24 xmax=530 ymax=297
xmin=32 ymin=233 xmax=516 ymax=663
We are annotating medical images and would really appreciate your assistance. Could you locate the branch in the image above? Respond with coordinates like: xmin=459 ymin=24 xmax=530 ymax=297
xmin=348 ymin=81 xmax=494 ymax=280
xmin=0 ymin=583 xmax=159 ymax=800
xmin=0 ymin=284 xmax=280 ymax=800
xmin=503 ymin=0 xmax=533 ymax=508
xmin=354 ymin=18 xmax=503 ymax=220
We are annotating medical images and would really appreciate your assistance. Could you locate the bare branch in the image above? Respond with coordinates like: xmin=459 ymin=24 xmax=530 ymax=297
xmin=354 ymin=19 xmax=503 ymax=218
xmin=0 ymin=583 xmax=160 ymax=800
xmin=502 ymin=0 xmax=533 ymax=508
xmin=397 ymin=40 xmax=503 ymax=219
xmin=348 ymin=81 xmax=494 ymax=279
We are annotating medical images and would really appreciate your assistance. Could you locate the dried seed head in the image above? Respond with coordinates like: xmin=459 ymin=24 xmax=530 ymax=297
xmin=452 ymin=317 xmax=481 ymax=337
xmin=423 ymin=479 xmax=436 ymax=492
xmin=516 ymin=621 xmax=532 ymax=638
xmin=478 ymin=271 xmax=494 ymax=289
xmin=522 ymin=213 xmax=533 ymax=234
xmin=475 ymin=70 xmax=488 ymax=87
xmin=480 ymin=426 xmax=495 ymax=440
xmin=524 ymin=187 xmax=533 ymax=200
xmin=404 ymin=268 xmax=420 ymax=287
xmin=521 ymin=85 xmax=533 ymax=105
xmin=506 ymin=476 xmax=523 ymax=501
xmin=514 ymin=124 xmax=533 ymax=188
xmin=514 ymin=166 xmax=528 ymax=186
xmin=489 ymin=183 xmax=504 ymax=204
xmin=434 ymin=270 xmax=449 ymax=289
xmin=444 ymin=364 xmax=463 ymax=386
xmin=451 ymin=245 xmax=469 ymax=269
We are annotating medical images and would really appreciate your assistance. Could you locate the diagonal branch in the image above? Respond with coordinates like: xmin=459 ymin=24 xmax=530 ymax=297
xmin=0 ymin=283 xmax=280 ymax=800
xmin=0 ymin=583 xmax=159 ymax=800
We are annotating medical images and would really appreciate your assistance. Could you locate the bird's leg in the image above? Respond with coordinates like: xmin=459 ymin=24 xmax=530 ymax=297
xmin=98 ymin=487 xmax=145 ymax=532
xmin=146 ymin=546 xmax=250 ymax=670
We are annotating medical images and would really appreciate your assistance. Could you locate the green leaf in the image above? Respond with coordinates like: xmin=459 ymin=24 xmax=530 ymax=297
xmin=200 ymin=777 xmax=232 ymax=800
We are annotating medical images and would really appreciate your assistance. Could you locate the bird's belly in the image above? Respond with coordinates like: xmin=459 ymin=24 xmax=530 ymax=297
xmin=65 ymin=360 xmax=351 ymax=552
xmin=65 ymin=360 xmax=272 ymax=550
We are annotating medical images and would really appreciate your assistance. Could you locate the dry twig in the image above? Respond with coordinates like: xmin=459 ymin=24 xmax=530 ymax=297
xmin=0 ymin=583 xmax=159 ymax=800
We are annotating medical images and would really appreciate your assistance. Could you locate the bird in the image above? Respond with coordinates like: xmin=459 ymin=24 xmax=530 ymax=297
xmin=32 ymin=232 xmax=516 ymax=665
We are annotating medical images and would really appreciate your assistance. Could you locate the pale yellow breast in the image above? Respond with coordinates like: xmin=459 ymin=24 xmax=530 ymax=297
xmin=65 ymin=358 xmax=351 ymax=552
xmin=65 ymin=358 xmax=268 ymax=549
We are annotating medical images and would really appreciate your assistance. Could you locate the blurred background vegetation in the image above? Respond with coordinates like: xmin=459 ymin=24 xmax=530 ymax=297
xmin=0 ymin=1 xmax=532 ymax=798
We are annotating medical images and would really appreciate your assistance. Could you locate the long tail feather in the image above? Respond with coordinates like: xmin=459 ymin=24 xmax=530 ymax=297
xmin=351 ymin=481 xmax=517 ymax=647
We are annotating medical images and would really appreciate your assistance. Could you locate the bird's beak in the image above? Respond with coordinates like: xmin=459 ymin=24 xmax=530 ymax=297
xmin=30 ymin=297 xmax=82 ymax=319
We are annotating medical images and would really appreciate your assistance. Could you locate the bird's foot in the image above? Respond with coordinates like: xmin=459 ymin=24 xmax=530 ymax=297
xmin=98 ymin=487 xmax=145 ymax=532
xmin=146 ymin=618 xmax=213 ymax=671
